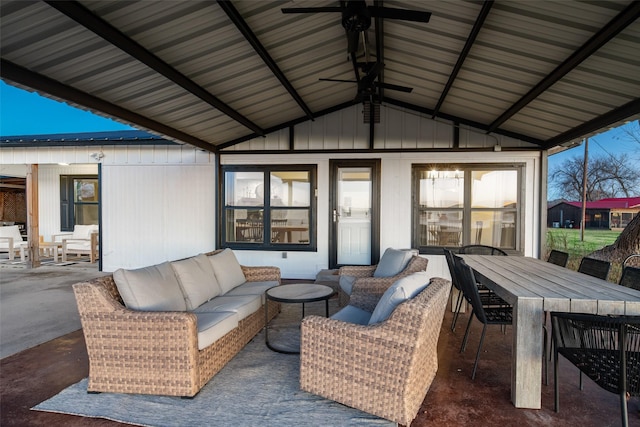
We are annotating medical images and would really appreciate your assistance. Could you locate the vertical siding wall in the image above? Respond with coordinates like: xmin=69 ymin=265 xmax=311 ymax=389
xmin=1 ymin=105 xmax=543 ymax=277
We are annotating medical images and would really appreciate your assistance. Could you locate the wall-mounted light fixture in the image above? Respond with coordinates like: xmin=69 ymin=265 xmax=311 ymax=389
xmin=89 ymin=151 xmax=104 ymax=161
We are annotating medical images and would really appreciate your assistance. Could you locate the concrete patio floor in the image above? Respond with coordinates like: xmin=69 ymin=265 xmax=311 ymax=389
xmin=1 ymin=263 xmax=638 ymax=426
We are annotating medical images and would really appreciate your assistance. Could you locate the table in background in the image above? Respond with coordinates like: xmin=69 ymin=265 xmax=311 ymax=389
xmin=461 ymin=255 xmax=640 ymax=409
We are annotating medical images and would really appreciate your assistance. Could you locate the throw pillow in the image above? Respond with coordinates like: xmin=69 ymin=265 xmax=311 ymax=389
xmin=171 ymin=254 xmax=222 ymax=310
xmin=368 ymin=271 xmax=431 ymax=325
xmin=113 ymin=261 xmax=187 ymax=311
xmin=208 ymin=248 xmax=247 ymax=294
xmin=373 ymin=248 xmax=415 ymax=277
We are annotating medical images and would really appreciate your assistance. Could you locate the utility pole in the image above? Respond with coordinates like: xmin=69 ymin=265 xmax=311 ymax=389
xmin=581 ymin=137 xmax=589 ymax=241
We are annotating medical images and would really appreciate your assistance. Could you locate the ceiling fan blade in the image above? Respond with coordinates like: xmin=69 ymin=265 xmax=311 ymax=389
xmin=281 ymin=7 xmax=343 ymax=14
xmin=319 ymin=78 xmax=357 ymax=83
xmin=375 ymin=82 xmax=413 ymax=93
xmin=368 ymin=6 xmax=431 ymax=23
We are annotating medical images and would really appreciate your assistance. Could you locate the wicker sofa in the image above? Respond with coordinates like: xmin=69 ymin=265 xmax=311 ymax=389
xmin=73 ymin=249 xmax=280 ymax=397
xmin=300 ymin=274 xmax=451 ymax=426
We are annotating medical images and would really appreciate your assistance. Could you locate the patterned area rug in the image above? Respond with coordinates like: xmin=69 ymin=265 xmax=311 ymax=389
xmin=33 ymin=301 xmax=392 ymax=427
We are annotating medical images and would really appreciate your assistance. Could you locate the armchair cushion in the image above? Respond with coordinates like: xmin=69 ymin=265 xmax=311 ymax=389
xmin=71 ymin=224 xmax=98 ymax=239
xmin=338 ymin=275 xmax=357 ymax=295
xmin=373 ymin=248 xmax=414 ymax=277
xmin=171 ymin=254 xmax=222 ymax=309
xmin=330 ymin=304 xmax=372 ymax=325
xmin=113 ymin=262 xmax=187 ymax=311
xmin=368 ymin=271 xmax=431 ymax=325
xmin=208 ymin=248 xmax=246 ymax=294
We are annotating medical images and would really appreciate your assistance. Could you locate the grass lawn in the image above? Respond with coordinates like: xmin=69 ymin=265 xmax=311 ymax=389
xmin=546 ymin=228 xmax=622 ymax=282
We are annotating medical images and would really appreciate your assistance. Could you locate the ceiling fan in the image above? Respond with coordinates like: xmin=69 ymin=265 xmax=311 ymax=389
xmin=281 ymin=1 xmax=432 ymax=54
xmin=282 ymin=1 xmax=430 ymax=102
xmin=319 ymin=61 xmax=412 ymax=103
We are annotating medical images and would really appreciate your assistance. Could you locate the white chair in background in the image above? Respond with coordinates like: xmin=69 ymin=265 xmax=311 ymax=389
xmin=53 ymin=224 xmax=99 ymax=263
xmin=0 ymin=225 xmax=27 ymax=261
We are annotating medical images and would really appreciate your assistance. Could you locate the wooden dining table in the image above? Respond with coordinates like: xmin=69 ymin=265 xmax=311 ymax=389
xmin=460 ymin=255 xmax=640 ymax=410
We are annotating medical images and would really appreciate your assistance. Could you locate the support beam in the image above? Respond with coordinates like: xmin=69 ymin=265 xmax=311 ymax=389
xmin=487 ymin=1 xmax=640 ymax=133
xmin=217 ymin=1 xmax=314 ymax=121
xmin=45 ymin=0 xmax=265 ymax=136
xmin=25 ymin=165 xmax=40 ymax=269
xmin=542 ymin=98 xmax=640 ymax=149
xmin=433 ymin=1 xmax=493 ymax=117
xmin=1 ymin=60 xmax=215 ymax=152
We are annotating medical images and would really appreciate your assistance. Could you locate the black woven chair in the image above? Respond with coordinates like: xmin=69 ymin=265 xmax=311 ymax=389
xmin=577 ymin=257 xmax=611 ymax=281
xmin=619 ymin=266 xmax=640 ymax=291
xmin=454 ymin=256 xmax=512 ymax=379
xmin=547 ymin=250 xmax=569 ymax=267
xmin=459 ymin=244 xmax=507 ymax=256
xmin=551 ymin=312 xmax=640 ymax=427
xmin=444 ymin=248 xmax=465 ymax=331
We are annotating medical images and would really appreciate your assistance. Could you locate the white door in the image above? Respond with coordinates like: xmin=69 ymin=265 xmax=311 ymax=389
xmin=330 ymin=161 xmax=379 ymax=267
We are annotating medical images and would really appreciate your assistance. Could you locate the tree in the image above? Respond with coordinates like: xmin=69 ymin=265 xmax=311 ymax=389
xmin=589 ymin=211 xmax=640 ymax=264
xmin=550 ymin=153 xmax=640 ymax=201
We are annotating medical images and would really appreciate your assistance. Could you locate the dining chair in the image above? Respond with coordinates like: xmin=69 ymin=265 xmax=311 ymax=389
xmin=444 ymin=248 xmax=465 ymax=331
xmin=547 ymin=250 xmax=569 ymax=267
xmin=623 ymin=254 xmax=640 ymax=268
xmin=551 ymin=312 xmax=640 ymax=427
xmin=459 ymin=244 xmax=507 ymax=256
xmin=619 ymin=266 xmax=640 ymax=291
xmin=577 ymin=257 xmax=611 ymax=281
xmin=454 ymin=256 xmax=512 ymax=380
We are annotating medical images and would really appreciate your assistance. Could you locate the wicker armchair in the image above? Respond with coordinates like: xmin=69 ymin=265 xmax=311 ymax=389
xmin=73 ymin=260 xmax=280 ymax=397
xmin=551 ymin=312 xmax=640 ymax=427
xmin=300 ymin=277 xmax=451 ymax=426
xmin=337 ymin=255 xmax=429 ymax=306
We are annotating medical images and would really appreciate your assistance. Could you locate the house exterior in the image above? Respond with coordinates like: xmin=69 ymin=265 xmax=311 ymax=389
xmin=1 ymin=110 xmax=545 ymax=280
xmin=1 ymin=1 xmax=638 ymax=279
xmin=547 ymin=197 xmax=640 ymax=230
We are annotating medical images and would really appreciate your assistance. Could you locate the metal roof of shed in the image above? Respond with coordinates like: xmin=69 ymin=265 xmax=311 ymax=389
xmin=1 ymin=0 xmax=639 ymax=153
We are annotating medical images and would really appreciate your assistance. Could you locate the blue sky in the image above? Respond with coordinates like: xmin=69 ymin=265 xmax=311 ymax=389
xmin=0 ymin=81 xmax=133 ymax=135
xmin=1 ymin=80 xmax=638 ymax=193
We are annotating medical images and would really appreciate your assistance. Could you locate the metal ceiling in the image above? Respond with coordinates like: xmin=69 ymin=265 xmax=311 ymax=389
xmin=1 ymin=0 xmax=639 ymax=152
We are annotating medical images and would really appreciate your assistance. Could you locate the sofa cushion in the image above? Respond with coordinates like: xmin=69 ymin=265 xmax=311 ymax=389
xmin=368 ymin=271 xmax=432 ymax=325
xmin=331 ymin=305 xmax=372 ymax=325
xmin=224 ymin=280 xmax=278 ymax=304
xmin=195 ymin=311 xmax=239 ymax=350
xmin=113 ymin=262 xmax=187 ymax=311
xmin=339 ymin=275 xmax=357 ymax=295
xmin=194 ymin=294 xmax=262 ymax=320
xmin=208 ymin=249 xmax=246 ymax=294
xmin=373 ymin=248 xmax=414 ymax=277
xmin=171 ymin=254 xmax=222 ymax=310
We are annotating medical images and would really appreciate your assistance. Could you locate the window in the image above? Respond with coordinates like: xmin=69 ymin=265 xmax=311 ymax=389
xmin=60 ymin=176 xmax=99 ymax=231
xmin=221 ymin=165 xmax=316 ymax=250
xmin=413 ymin=165 xmax=521 ymax=252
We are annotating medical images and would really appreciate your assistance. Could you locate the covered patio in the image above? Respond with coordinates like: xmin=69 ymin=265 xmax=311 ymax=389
xmin=1 ymin=1 xmax=640 ymax=425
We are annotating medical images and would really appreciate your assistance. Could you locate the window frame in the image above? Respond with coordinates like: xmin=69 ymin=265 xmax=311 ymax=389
xmin=219 ymin=164 xmax=317 ymax=251
xmin=412 ymin=163 xmax=524 ymax=254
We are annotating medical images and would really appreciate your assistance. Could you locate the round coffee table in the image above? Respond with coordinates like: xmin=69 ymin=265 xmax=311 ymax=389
xmin=264 ymin=283 xmax=335 ymax=354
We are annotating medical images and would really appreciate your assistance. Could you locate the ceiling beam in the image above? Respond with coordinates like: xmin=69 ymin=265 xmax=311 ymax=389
xmin=44 ymin=0 xmax=265 ymax=137
xmin=433 ymin=0 xmax=493 ymax=117
xmin=542 ymin=98 xmax=640 ymax=149
xmin=487 ymin=1 xmax=640 ymax=133
xmin=218 ymin=100 xmax=359 ymax=149
xmin=385 ymin=97 xmax=546 ymax=147
xmin=217 ymin=1 xmax=314 ymax=121
xmin=374 ymin=0 xmax=385 ymax=102
xmin=0 ymin=59 xmax=216 ymax=152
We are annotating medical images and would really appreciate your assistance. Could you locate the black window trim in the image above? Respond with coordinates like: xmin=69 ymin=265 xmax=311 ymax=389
xmin=219 ymin=164 xmax=317 ymax=251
